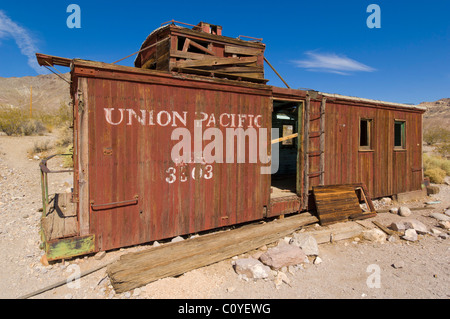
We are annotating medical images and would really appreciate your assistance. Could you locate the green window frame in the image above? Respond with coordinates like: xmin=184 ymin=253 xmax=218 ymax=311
xmin=394 ymin=120 xmax=406 ymax=149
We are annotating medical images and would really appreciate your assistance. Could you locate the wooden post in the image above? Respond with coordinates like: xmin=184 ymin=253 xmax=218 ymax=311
xmin=319 ymin=97 xmax=326 ymax=185
xmin=303 ymin=96 xmax=310 ymax=209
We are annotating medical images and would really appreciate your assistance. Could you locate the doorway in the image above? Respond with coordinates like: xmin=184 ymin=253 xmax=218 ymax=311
xmin=271 ymin=100 xmax=302 ymax=199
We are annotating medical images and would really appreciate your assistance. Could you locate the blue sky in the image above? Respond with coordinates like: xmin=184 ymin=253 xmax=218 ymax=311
xmin=0 ymin=0 xmax=448 ymax=104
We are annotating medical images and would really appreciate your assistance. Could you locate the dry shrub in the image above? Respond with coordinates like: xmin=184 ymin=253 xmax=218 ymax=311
xmin=424 ymin=167 xmax=446 ymax=184
xmin=0 ymin=107 xmax=46 ymax=136
xmin=423 ymin=153 xmax=450 ymax=183
xmin=424 ymin=127 xmax=450 ymax=146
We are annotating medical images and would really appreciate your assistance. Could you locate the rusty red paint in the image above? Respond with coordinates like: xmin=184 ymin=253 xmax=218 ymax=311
xmin=72 ymin=61 xmax=272 ymax=252
xmin=62 ymin=55 xmax=425 ymax=256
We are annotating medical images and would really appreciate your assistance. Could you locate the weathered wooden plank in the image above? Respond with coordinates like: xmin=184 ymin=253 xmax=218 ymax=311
xmin=107 ymin=212 xmax=318 ymax=293
xmin=313 ymin=184 xmax=376 ymax=225
xmin=171 ymin=66 xmax=268 ymax=83
xmin=41 ymin=193 xmax=78 ymax=241
xmin=175 ymin=56 xmax=258 ymax=68
xmin=224 ymin=45 xmax=262 ymax=56
xmin=46 ymin=235 xmax=96 ymax=261
xmin=313 ymin=185 xmax=362 ymax=225
xmin=170 ymin=50 xmax=210 ymax=60
xmin=271 ymin=133 xmax=298 ymax=144
xmin=188 ymin=39 xmax=216 ymax=56
xmin=307 ymin=221 xmax=364 ymax=243
xmin=202 ymin=65 xmax=263 ymax=73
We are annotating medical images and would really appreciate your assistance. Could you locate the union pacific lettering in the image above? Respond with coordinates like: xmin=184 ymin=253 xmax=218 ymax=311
xmin=103 ymin=108 xmax=262 ymax=128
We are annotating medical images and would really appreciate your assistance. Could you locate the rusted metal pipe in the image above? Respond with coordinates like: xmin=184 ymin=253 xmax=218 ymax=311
xmin=263 ymin=57 xmax=290 ymax=89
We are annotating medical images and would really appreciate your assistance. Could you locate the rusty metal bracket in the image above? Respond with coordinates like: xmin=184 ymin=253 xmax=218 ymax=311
xmin=90 ymin=195 xmax=139 ymax=211
xmin=40 ymin=154 xmax=74 ymax=217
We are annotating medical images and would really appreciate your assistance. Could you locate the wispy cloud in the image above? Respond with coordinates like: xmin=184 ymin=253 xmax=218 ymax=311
xmin=292 ymin=51 xmax=376 ymax=75
xmin=0 ymin=10 xmax=44 ymax=74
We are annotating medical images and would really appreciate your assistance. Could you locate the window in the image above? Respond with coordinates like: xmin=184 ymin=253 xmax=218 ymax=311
xmin=394 ymin=120 xmax=406 ymax=149
xmin=359 ymin=118 xmax=373 ymax=150
xmin=282 ymin=124 xmax=294 ymax=145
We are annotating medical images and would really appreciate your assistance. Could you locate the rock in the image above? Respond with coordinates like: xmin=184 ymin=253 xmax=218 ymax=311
xmin=152 ymin=240 xmax=160 ymax=247
xmin=389 ymin=207 xmax=399 ymax=214
xmin=431 ymin=228 xmax=442 ymax=235
xmin=274 ymin=271 xmax=290 ymax=288
xmin=426 ymin=185 xmax=440 ymax=195
xmin=398 ymin=206 xmax=412 ymax=217
xmin=171 ymin=236 xmax=184 ymax=243
xmin=94 ymin=251 xmax=106 ymax=260
xmin=226 ymin=286 xmax=235 ymax=293
xmin=132 ymin=288 xmax=141 ymax=297
xmin=402 ymin=229 xmax=418 ymax=241
xmin=444 ymin=209 xmax=450 ymax=217
xmin=313 ymin=256 xmax=322 ymax=265
xmin=362 ymin=228 xmax=387 ymax=243
xmin=438 ymin=221 xmax=450 ymax=230
xmin=392 ymin=261 xmax=405 ymax=269
xmin=40 ymin=254 xmax=49 ymax=266
xmin=387 ymin=235 xmax=396 ymax=242
xmin=234 ymin=258 xmax=272 ymax=280
xmin=251 ymin=251 xmax=264 ymax=260
xmin=389 ymin=222 xmax=406 ymax=232
xmin=438 ymin=233 xmax=449 ymax=239
xmin=404 ymin=219 xmax=428 ymax=234
xmin=381 ymin=197 xmax=392 ymax=205
xmin=123 ymin=292 xmax=131 ymax=298
xmin=430 ymin=213 xmax=450 ymax=222
xmin=259 ymin=243 xmax=308 ymax=269
xmin=289 ymin=233 xmax=319 ymax=256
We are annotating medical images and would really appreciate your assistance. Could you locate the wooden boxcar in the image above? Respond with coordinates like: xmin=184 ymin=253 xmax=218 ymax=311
xmin=36 ymin=22 xmax=426 ymax=261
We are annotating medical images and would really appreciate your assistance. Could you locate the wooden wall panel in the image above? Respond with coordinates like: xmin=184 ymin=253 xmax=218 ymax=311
xmin=319 ymin=98 xmax=423 ymax=199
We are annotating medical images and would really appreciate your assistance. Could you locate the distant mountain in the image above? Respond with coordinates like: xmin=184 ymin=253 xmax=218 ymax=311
xmin=0 ymin=73 xmax=70 ymax=114
xmin=419 ymin=98 xmax=450 ymax=130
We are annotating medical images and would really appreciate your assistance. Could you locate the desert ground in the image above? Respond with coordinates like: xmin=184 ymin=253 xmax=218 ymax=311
xmin=0 ymin=132 xmax=449 ymax=300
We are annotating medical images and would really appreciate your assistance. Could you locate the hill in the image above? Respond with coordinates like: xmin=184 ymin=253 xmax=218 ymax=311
xmin=419 ymin=98 xmax=450 ymax=131
xmin=0 ymin=73 xmax=71 ymax=113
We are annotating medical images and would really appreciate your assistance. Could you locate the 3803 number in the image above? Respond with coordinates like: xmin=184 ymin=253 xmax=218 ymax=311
xmin=165 ymin=165 xmax=213 ymax=184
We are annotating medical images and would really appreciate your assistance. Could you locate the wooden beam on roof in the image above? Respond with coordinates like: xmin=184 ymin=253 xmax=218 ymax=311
xmin=175 ymin=56 xmax=258 ymax=68
xmin=225 ymin=45 xmax=263 ymax=56
xmin=36 ymin=53 xmax=72 ymax=67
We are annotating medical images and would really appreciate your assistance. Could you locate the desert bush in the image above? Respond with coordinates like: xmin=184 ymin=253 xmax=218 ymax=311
xmin=436 ymin=143 xmax=450 ymax=158
xmin=55 ymin=126 xmax=73 ymax=148
xmin=31 ymin=140 xmax=51 ymax=154
xmin=424 ymin=127 xmax=450 ymax=146
xmin=21 ymin=119 xmax=46 ymax=136
xmin=423 ymin=153 xmax=450 ymax=183
xmin=424 ymin=167 xmax=446 ymax=184
xmin=0 ymin=107 xmax=25 ymax=136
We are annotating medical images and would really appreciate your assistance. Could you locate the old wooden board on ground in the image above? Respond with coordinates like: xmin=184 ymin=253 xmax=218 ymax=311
xmin=312 ymin=184 xmax=376 ymax=226
xmin=107 ymin=212 xmax=319 ymax=293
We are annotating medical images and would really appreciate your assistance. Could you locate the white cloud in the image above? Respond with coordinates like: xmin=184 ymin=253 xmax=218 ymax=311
xmin=293 ymin=51 xmax=376 ymax=75
xmin=0 ymin=10 xmax=44 ymax=74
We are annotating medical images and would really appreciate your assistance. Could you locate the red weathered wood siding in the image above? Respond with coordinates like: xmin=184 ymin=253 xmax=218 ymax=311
xmin=72 ymin=61 xmax=272 ymax=252
xmin=316 ymin=97 xmax=424 ymax=198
